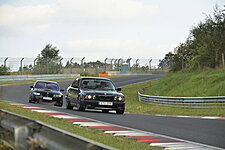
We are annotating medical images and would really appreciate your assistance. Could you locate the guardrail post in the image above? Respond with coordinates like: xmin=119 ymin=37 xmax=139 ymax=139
xmin=110 ymin=59 xmax=114 ymax=71
xmin=136 ymin=59 xmax=139 ymax=71
xmin=20 ymin=58 xmax=24 ymax=75
xmin=149 ymin=59 xmax=152 ymax=71
xmin=81 ymin=57 xmax=85 ymax=73
xmin=104 ymin=58 xmax=108 ymax=72
xmin=70 ymin=58 xmax=74 ymax=74
xmin=4 ymin=57 xmax=8 ymax=67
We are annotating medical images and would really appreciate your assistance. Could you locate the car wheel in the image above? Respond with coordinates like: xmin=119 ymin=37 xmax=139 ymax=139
xmin=66 ymin=101 xmax=73 ymax=109
xmin=116 ymin=108 xmax=124 ymax=114
xmin=102 ymin=110 xmax=109 ymax=113
xmin=77 ymin=103 xmax=85 ymax=111
xmin=55 ymin=102 xmax=63 ymax=107
xmin=28 ymin=95 xmax=35 ymax=103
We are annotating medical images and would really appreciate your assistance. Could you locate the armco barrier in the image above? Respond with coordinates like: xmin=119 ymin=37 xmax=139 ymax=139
xmin=138 ymin=92 xmax=225 ymax=108
xmin=0 ymin=74 xmax=80 ymax=82
xmin=0 ymin=109 xmax=115 ymax=150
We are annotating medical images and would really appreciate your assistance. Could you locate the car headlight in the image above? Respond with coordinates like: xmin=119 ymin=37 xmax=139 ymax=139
xmin=84 ymin=95 xmax=96 ymax=100
xmin=54 ymin=94 xmax=62 ymax=98
xmin=114 ymin=96 xmax=125 ymax=101
xmin=33 ymin=92 xmax=40 ymax=96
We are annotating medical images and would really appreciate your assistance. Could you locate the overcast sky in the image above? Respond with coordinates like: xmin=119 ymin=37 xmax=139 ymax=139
xmin=0 ymin=0 xmax=224 ymax=60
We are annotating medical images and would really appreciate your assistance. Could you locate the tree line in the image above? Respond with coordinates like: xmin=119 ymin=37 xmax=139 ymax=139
xmin=161 ymin=6 xmax=225 ymax=72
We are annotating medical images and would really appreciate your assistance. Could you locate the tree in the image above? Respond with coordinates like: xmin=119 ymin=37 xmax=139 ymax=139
xmin=0 ymin=65 xmax=10 ymax=75
xmin=41 ymin=44 xmax=60 ymax=59
xmin=35 ymin=44 xmax=62 ymax=74
xmin=162 ymin=5 xmax=225 ymax=72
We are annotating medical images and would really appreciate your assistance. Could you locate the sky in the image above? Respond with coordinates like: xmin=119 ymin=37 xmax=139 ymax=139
xmin=0 ymin=0 xmax=224 ymax=61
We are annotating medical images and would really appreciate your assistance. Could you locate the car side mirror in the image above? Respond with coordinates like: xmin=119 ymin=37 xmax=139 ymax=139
xmin=30 ymin=86 xmax=34 ymax=88
xmin=116 ymin=88 xmax=122 ymax=92
xmin=60 ymin=89 xmax=64 ymax=92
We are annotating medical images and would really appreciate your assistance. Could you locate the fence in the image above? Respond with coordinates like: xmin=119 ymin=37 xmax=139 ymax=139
xmin=0 ymin=57 xmax=164 ymax=75
xmin=138 ymin=92 xmax=225 ymax=108
xmin=0 ymin=74 xmax=79 ymax=82
xmin=0 ymin=109 xmax=115 ymax=150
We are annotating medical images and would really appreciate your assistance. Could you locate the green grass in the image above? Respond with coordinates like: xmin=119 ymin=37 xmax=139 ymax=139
xmin=0 ymin=100 xmax=161 ymax=150
xmin=143 ymin=69 xmax=225 ymax=97
xmin=122 ymin=69 xmax=225 ymax=117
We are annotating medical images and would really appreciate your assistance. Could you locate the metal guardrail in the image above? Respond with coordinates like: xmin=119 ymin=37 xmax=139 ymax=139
xmin=0 ymin=109 xmax=115 ymax=150
xmin=138 ymin=92 xmax=225 ymax=108
xmin=0 ymin=74 xmax=80 ymax=82
xmin=107 ymin=71 xmax=167 ymax=76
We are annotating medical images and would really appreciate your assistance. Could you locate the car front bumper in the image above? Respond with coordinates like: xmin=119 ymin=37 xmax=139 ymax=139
xmin=32 ymin=95 xmax=63 ymax=104
xmin=81 ymin=100 xmax=125 ymax=110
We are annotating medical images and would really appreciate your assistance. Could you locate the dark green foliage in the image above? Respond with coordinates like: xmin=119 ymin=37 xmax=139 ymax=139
xmin=84 ymin=60 xmax=104 ymax=68
xmin=0 ymin=65 xmax=10 ymax=75
xmin=35 ymin=44 xmax=62 ymax=74
xmin=41 ymin=44 xmax=60 ymax=59
xmin=163 ymin=6 xmax=225 ymax=71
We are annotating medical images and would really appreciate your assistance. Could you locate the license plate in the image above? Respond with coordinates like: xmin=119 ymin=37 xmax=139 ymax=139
xmin=98 ymin=101 xmax=113 ymax=106
xmin=43 ymin=97 xmax=52 ymax=100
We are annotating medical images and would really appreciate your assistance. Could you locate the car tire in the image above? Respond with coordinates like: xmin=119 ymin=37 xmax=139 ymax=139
xmin=77 ymin=103 xmax=85 ymax=111
xmin=116 ymin=108 xmax=124 ymax=114
xmin=66 ymin=101 xmax=73 ymax=109
xmin=55 ymin=102 xmax=63 ymax=107
xmin=102 ymin=110 xmax=109 ymax=113
xmin=28 ymin=95 xmax=35 ymax=103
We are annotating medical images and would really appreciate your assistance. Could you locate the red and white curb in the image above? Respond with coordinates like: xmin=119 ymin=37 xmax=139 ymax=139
xmin=12 ymin=103 xmax=223 ymax=150
xmin=156 ymin=114 xmax=225 ymax=120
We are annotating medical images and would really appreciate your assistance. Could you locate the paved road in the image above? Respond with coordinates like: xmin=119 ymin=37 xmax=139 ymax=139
xmin=0 ymin=74 xmax=225 ymax=149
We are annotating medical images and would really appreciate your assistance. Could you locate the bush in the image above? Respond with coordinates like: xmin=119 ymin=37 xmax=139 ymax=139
xmin=0 ymin=65 xmax=10 ymax=75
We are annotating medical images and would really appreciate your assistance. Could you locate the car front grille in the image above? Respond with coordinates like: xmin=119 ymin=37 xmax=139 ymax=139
xmin=98 ymin=96 xmax=114 ymax=101
xmin=41 ymin=92 xmax=54 ymax=97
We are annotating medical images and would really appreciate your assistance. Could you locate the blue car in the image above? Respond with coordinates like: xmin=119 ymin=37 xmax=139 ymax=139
xmin=29 ymin=80 xmax=64 ymax=107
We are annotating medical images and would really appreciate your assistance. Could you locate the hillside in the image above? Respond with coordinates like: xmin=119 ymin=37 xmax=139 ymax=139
xmin=143 ymin=69 xmax=225 ymax=97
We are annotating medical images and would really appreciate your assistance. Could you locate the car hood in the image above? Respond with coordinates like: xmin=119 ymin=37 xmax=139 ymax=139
xmin=82 ymin=90 xmax=124 ymax=97
xmin=34 ymin=88 xmax=62 ymax=95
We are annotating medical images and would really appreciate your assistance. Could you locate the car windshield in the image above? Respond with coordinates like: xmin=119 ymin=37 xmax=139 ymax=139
xmin=81 ymin=79 xmax=115 ymax=91
xmin=35 ymin=81 xmax=59 ymax=91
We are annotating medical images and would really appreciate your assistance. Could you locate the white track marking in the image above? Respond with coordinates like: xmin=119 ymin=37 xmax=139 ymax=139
xmin=78 ymin=122 xmax=109 ymax=127
xmin=52 ymin=115 xmax=79 ymax=119
xmin=31 ymin=110 xmax=60 ymax=113
xmin=22 ymin=106 xmax=42 ymax=109
xmin=176 ymin=116 xmax=191 ymax=118
xmin=201 ymin=117 xmax=220 ymax=119
xmin=114 ymin=132 xmax=152 ymax=136
xmin=72 ymin=122 xmax=94 ymax=125
xmin=104 ymin=131 xmax=134 ymax=134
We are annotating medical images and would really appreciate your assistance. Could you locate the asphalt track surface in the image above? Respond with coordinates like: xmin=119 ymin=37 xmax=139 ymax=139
xmin=0 ymin=75 xmax=225 ymax=149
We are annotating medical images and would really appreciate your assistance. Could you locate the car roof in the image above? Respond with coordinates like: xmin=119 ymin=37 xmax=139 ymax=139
xmin=35 ymin=80 xmax=58 ymax=84
xmin=78 ymin=77 xmax=111 ymax=81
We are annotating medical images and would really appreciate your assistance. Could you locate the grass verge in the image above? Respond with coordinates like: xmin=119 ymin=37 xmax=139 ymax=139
xmin=122 ymin=70 xmax=225 ymax=117
xmin=143 ymin=69 xmax=225 ymax=97
xmin=0 ymin=100 xmax=161 ymax=150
